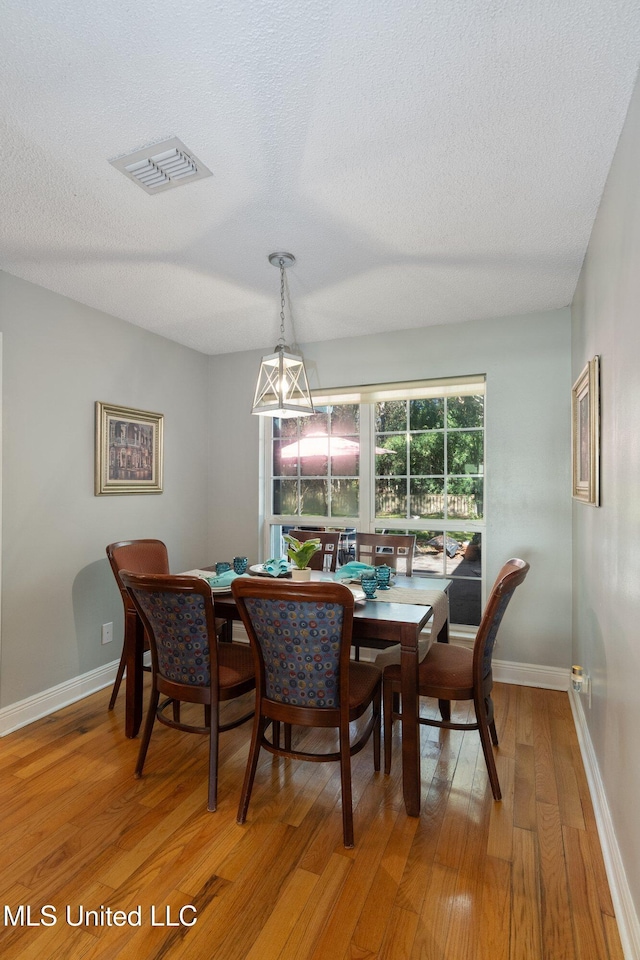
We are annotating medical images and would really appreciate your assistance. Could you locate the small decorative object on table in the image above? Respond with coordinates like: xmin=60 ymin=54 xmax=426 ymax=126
xmin=334 ymin=561 xmax=376 ymax=581
xmin=216 ymin=561 xmax=231 ymax=574
xmin=258 ymin=558 xmax=291 ymax=577
xmin=233 ymin=556 xmax=248 ymax=574
xmin=283 ymin=534 xmax=321 ymax=582
xmin=205 ymin=569 xmax=239 ymax=592
xmin=375 ymin=564 xmax=392 ymax=590
xmin=361 ymin=573 xmax=377 ymax=599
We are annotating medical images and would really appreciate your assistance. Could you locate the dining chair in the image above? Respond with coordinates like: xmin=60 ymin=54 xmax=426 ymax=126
xmin=352 ymin=533 xmax=418 ymax=659
xmin=121 ymin=572 xmax=255 ymax=812
xmin=291 ymin=529 xmax=341 ymax=572
xmin=231 ymin=577 xmax=381 ymax=848
xmin=355 ymin=532 xmax=416 ymax=576
xmin=106 ymin=539 xmax=170 ymax=711
xmin=382 ymin=557 xmax=530 ymax=800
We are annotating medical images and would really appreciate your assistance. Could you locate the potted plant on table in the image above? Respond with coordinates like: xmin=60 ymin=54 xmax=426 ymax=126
xmin=283 ymin=535 xmax=321 ymax=581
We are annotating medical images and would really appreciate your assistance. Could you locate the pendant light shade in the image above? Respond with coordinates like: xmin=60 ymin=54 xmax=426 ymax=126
xmin=251 ymin=253 xmax=314 ymax=418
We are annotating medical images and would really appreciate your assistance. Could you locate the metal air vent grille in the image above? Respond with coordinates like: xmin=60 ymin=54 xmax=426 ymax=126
xmin=109 ymin=137 xmax=212 ymax=194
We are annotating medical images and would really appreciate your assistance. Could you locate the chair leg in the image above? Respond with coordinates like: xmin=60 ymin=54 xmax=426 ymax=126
xmin=339 ymin=719 xmax=354 ymax=848
xmin=486 ymin=694 xmax=499 ymax=745
xmin=237 ymin=714 xmax=268 ymax=825
xmin=489 ymin=718 xmax=499 ymax=746
xmin=383 ymin=679 xmax=396 ymax=775
xmin=373 ymin=688 xmax=381 ymax=772
xmin=284 ymin=723 xmax=292 ymax=752
xmin=271 ymin=720 xmax=280 ymax=749
xmin=475 ymin=694 xmax=501 ymax=800
xmin=207 ymin=702 xmax=219 ymax=812
xmin=108 ymin=647 xmax=127 ymax=710
xmin=172 ymin=699 xmax=181 ymax=723
xmin=438 ymin=698 xmax=451 ymax=722
xmin=135 ymin=687 xmax=159 ymax=778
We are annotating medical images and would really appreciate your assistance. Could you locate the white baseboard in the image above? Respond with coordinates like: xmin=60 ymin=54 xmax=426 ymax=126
xmin=493 ymin=658 xmax=569 ymax=690
xmin=0 ymin=659 xmax=120 ymax=737
xmin=569 ymin=690 xmax=640 ymax=960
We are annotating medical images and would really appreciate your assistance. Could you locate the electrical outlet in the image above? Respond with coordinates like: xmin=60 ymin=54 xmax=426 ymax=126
xmin=101 ymin=622 xmax=113 ymax=645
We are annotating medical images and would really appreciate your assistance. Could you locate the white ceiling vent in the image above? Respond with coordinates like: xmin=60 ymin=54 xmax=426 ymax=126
xmin=109 ymin=137 xmax=212 ymax=194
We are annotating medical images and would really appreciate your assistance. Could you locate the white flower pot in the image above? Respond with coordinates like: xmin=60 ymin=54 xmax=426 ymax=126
xmin=291 ymin=567 xmax=312 ymax=581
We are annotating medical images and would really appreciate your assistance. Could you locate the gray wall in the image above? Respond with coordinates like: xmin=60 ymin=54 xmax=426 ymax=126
xmin=210 ymin=307 xmax=573 ymax=670
xmin=572 ymin=71 xmax=640 ymax=915
xmin=0 ymin=272 xmax=211 ymax=707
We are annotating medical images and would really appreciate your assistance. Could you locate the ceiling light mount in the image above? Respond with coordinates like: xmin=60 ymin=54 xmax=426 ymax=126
xmin=268 ymin=252 xmax=296 ymax=268
xmin=251 ymin=253 xmax=314 ymax=419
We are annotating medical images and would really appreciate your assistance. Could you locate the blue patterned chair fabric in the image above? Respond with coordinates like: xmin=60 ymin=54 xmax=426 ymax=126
xmin=131 ymin=587 xmax=211 ymax=686
xmin=243 ymin=597 xmax=344 ymax=707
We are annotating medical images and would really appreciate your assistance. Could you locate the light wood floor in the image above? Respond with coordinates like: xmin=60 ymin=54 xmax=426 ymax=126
xmin=0 ymin=681 xmax=623 ymax=960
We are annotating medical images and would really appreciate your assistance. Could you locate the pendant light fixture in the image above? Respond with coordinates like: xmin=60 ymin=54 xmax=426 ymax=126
xmin=251 ymin=253 xmax=315 ymax=418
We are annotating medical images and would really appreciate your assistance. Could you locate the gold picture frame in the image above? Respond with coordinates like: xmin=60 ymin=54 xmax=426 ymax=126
xmin=95 ymin=402 xmax=163 ymax=495
xmin=571 ymin=356 xmax=600 ymax=505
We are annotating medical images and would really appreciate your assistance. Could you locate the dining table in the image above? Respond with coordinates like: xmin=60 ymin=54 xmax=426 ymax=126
xmin=122 ymin=566 xmax=451 ymax=818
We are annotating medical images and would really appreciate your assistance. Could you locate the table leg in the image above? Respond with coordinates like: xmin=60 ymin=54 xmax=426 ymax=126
xmin=125 ymin=609 xmax=144 ymax=739
xmin=400 ymin=625 xmax=421 ymax=817
xmin=436 ymin=617 xmax=450 ymax=721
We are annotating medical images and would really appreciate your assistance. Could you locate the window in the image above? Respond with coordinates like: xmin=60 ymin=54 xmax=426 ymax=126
xmin=264 ymin=377 xmax=485 ymax=628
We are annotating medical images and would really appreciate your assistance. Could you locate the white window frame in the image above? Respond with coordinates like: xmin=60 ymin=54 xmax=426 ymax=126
xmin=260 ymin=375 xmax=486 ymax=628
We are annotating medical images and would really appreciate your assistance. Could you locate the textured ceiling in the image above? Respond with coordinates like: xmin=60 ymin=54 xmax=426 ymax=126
xmin=1 ymin=1 xmax=640 ymax=356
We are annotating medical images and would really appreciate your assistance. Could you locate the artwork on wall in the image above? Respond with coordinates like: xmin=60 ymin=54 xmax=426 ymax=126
xmin=95 ymin=402 xmax=163 ymax=495
xmin=571 ymin=356 xmax=600 ymax=505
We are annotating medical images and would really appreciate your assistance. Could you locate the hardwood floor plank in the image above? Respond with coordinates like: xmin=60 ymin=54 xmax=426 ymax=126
xmin=307 ymin=803 xmax=402 ymax=960
xmin=536 ymin=801 xmax=577 ymax=960
xmin=532 ymin=689 xmax=559 ymax=807
xmin=602 ymin=911 xmax=626 ymax=960
xmin=477 ymin=856 xmax=512 ymax=960
xmin=514 ymin=684 xmax=534 ymax=748
xmin=551 ymin=721 xmax=586 ymax=830
xmin=395 ymin=776 xmax=450 ymax=915
xmin=240 ymin=867 xmax=319 ymax=960
xmin=513 ymin=743 xmax=536 ymax=831
xmin=411 ymin=862 xmax=458 ymax=959
xmin=487 ymin=753 xmax=515 ymax=861
xmin=275 ymin=853 xmax=351 ymax=960
xmin=442 ymin=759 xmax=494 ymax=960
xmin=378 ymin=904 xmax=420 ymax=960
xmin=510 ymin=827 xmax=542 ymax=960
xmin=563 ymin=824 xmax=611 ymax=960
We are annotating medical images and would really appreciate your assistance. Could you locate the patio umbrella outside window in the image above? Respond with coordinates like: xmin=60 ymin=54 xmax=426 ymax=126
xmin=280 ymin=436 xmax=387 ymax=460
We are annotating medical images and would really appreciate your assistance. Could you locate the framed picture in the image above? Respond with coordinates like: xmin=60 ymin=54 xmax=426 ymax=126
xmin=571 ymin=356 xmax=600 ymax=505
xmin=95 ymin=402 xmax=163 ymax=495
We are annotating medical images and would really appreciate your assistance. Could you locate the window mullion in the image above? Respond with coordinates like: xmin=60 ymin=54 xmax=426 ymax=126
xmin=360 ymin=402 xmax=374 ymax=532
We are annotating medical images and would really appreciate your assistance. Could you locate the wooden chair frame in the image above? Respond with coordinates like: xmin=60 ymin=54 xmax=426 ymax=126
xmin=383 ymin=558 xmax=530 ymax=800
xmin=291 ymin=529 xmax=341 ymax=572
xmin=355 ymin=533 xmax=416 ymax=576
xmin=232 ymin=578 xmax=381 ymax=848
xmin=352 ymin=533 xmax=417 ymax=659
xmin=106 ymin=539 xmax=170 ymax=711
xmin=121 ymin=572 xmax=255 ymax=812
